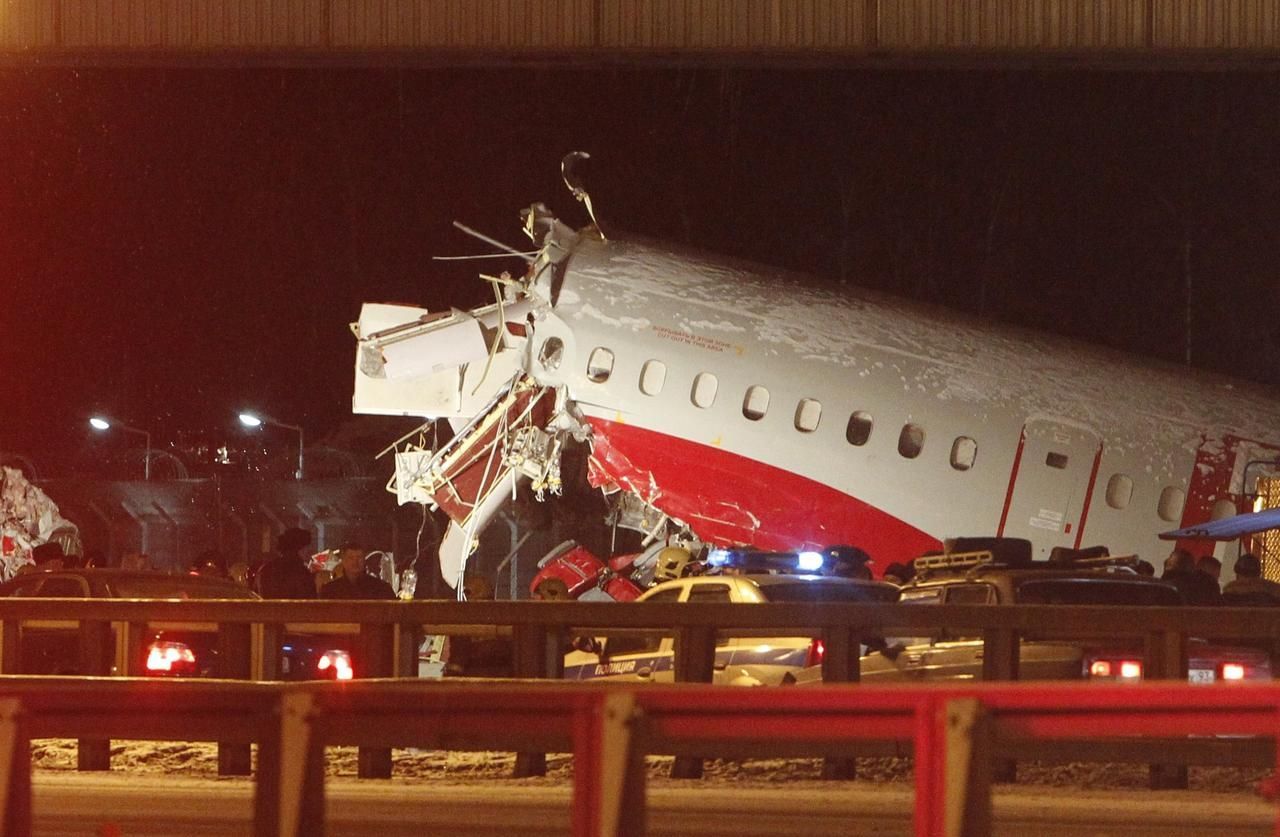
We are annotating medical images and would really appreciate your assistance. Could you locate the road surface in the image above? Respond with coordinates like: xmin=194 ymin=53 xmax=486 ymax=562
xmin=29 ymin=773 xmax=1277 ymax=836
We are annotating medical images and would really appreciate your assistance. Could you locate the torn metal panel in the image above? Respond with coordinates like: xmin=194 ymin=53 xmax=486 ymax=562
xmin=352 ymin=298 xmax=533 ymax=420
xmin=393 ymin=375 xmax=555 ymax=588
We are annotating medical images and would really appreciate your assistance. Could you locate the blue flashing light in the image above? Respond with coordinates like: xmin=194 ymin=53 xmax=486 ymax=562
xmin=796 ymin=551 xmax=825 ymax=572
xmin=706 ymin=548 xmax=733 ymax=567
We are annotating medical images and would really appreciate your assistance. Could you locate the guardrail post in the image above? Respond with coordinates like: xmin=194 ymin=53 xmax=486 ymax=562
xmin=981 ymin=627 xmax=1019 ymax=782
xmin=574 ymin=691 xmax=642 ymax=837
xmin=357 ymin=622 xmax=396 ymax=779
xmin=77 ymin=620 xmax=112 ymax=772
xmin=255 ymin=688 xmax=323 ymax=837
xmin=0 ymin=697 xmax=30 ymax=837
xmin=512 ymin=623 xmax=567 ymax=778
xmin=116 ymin=621 xmax=147 ymax=676
xmin=257 ymin=623 xmax=283 ymax=681
xmin=943 ymin=697 xmax=992 ymax=837
xmin=395 ymin=622 xmax=425 ymax=678
xmin=820 ymin=626 xmax=861 ymax=780
xmin=1144 ymin=629 xmax=1189 ymax=789
xmin=218 ymin=622 xmax=254 ymax=776
xmin=670 ymin=626 xmax=717 ymax=780
xmin=0 ymin=620 xmax=19 ymax=674
xmin=914 ymin=695 xmax=943 ymax=837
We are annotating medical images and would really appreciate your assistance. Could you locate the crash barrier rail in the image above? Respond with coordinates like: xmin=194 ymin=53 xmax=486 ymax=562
xmin=3 ymin=598 xmax=1280 ymax=780
xmin=0 ymin=677 xmax=1277 ymax=837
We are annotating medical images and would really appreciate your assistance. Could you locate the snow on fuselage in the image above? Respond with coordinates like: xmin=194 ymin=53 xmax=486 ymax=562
xmin=521 ymin=231 xmax=1280 ymax=568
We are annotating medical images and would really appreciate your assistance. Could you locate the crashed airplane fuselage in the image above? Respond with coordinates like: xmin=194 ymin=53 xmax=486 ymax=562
xmin=354 ymin=199 xmax=1280 ymax=588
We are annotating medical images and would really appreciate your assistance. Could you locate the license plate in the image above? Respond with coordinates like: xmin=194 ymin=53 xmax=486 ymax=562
xmin=1188 ymin=669 xmax=1215 ymax=684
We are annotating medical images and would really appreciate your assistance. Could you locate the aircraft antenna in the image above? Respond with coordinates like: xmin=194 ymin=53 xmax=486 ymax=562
xmin=561 ymin=151 xmax=606 ymax=240
xmin=448 ymin=221 xmax=536 ymax=263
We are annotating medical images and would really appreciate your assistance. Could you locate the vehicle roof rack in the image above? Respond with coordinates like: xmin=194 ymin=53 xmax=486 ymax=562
xmin=912 ymin=549 xmax=997 ymax=573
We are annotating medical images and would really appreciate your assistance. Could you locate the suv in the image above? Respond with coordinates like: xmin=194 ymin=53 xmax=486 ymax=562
xmin=0 ymin=569 xmax=354 ymax=680
xmin=796 ymin=539 xmax=1270 ymax=685
xmin=563 ymin=548 xmax=899 ymax=686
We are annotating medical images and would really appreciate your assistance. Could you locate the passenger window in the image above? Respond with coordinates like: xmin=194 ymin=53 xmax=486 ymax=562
xmin=38 ymin=578 xmax=88 ymax=598
xmin=1046 ymin=452 xmax=1069 ymax=469
xmin=685 ymin=585 xmax=733 ymax=604
xmin=604 ymin=588 xmax=681 ymax=656
xmin=538 ymin=337 xmax=563 ymax=371
xmin=794 ymin=399 xmax=821 ymax=433
xmin=950 ymin=437 xmax=977 ymax=471
xmin=944 ymin=585 xmax=995 ymax=605
xmin=898 ymin=423 xmax=924 ymax=459
xmin=1158 ymin=486 xmax=1186 ymax=523
xmin=1210 ymin=499 xmax=1237 ymax=520
xmin=691 ymin=373 xmax=718 ymax=408
xmin=10 ymin=578 xmax=48 ymax=597
xmin=941 ymin=584 xmax=997 ymax=640
xmin=742 ymin=386 xmax=769 ymax=421
xmin=639 ymin=360 xmax=667 ymax=396
xmin=586 ymin=347 xmax=614 ymax=383
xmin=847 ymin=412 xmax=873 ymax=446
xmin=1105 ymin=474 xmax=1133 ymax=510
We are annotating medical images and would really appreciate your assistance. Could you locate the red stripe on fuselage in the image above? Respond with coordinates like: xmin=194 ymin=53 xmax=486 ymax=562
xmin=584 ymin=418 xmax=941 ymax=569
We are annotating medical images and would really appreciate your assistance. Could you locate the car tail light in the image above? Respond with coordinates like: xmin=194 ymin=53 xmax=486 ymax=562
xmin=1087 ymin=658 xmax=1142 ymax=679
xmin=146 ymin=640 xmax=196 ymax=675
xmin=1221 ymin=662 xmax=1248 ymax=681
xmin=317 ymin=650 xmax=353 ymax=680
xmin=804 ymin=638 xmax=825 ymax=668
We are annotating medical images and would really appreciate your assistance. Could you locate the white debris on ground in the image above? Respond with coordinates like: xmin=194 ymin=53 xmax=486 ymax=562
xmin=28 ymin=740 xmax=1271 ymax=794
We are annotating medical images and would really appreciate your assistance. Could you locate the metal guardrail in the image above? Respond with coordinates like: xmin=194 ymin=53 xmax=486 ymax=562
xmin=2 ymin=598 xmax=1279 ymax=782
xmin=1 ymin=677 xmax=1279 ymax=837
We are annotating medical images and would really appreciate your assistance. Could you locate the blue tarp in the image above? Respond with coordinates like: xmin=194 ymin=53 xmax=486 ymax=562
xmin=1159 ymin=506 xmax=1280 ymax=541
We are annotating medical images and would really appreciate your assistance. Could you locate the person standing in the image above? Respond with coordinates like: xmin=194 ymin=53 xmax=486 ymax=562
xmin=256 ymin=528 xmax=316 ymax=599
xmin=320 ymin=544 xmax=396 ymax=600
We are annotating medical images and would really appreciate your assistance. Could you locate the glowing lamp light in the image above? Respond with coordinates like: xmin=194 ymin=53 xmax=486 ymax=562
xmin=238 ymin=413 xmax=264 ymax=428
xmin=796 ymin=551 xmax=824 ymax=572
xmin=318 ymin=650 xmax=353 ymax=680
xmin=1222 ymin=663 xmax=1246 ymax=681
xmin=706 ymin=548 xmax=732 ymax=567
xmin=1089 ymin=660 xmax=1111 ymax=678
xmin=88 ymin=417 xmax=111 ymax=431
xmin=1119 ymin=660 xmax=1143 ymax=679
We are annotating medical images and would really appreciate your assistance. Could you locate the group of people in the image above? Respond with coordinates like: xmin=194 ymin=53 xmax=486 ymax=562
xmin=252 ymin=527 xmax=397 ymax=600
xmin=1161 ymin=547 xmax=1280 ymax=606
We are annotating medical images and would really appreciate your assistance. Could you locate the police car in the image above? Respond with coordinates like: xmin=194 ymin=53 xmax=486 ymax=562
xmin=562 ymin=547 xmax=898 ymax=686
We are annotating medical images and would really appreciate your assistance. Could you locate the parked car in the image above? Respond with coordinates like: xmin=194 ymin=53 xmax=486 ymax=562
xmin=563 ymin=548 xmax=899 ymax=686
xmin=791 ymin=540 xmax=1270 ymax=685
xmin=0 ymin=569 xmax=354 ymax=680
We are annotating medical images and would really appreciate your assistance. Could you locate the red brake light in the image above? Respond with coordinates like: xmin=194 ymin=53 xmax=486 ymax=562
xmin=145 ymin=641 xmax=196 ymax=674
xmin=805 ymin=639 xmax=825 ymax=668
xmin=1089 ymin=660 xmax=1111 ymax=678
xmin=1119 ymin=660 xmax=1142 ymax=679
xmin=1222 ymin=662 xmax=1247 ymax=681
xmin=319 ymin=650 xmax=353 ymax=680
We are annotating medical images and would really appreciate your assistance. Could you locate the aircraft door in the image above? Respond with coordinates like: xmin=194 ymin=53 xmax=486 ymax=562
xmin=999 ymin=419 xmax=1102 ymax=559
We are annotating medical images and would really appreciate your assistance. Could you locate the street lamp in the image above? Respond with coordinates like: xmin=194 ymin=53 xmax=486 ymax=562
xmin=88 ymin=416 xmax=151 ymax=481
xmin=239 ymin=412 xmax=305 ymax=479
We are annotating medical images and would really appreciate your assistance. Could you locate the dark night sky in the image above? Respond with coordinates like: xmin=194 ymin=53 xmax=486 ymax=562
xmin=2 ymin=67 xmax=1279 ymax=475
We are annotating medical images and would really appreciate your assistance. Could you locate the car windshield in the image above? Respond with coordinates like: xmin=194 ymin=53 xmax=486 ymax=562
xmin=758 ymin=582 xmax=896 ymax=603
xmin=107 ymin=578 xmax=258 ymax=600
xmin=1015 ymin=578 xmax=1183 ymax=606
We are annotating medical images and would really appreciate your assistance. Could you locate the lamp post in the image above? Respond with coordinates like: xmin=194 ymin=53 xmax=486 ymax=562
xmin=239 ymin=412 xmax=305 ymax=479
xmin=88 ymin=416 xmax=151 ymax=480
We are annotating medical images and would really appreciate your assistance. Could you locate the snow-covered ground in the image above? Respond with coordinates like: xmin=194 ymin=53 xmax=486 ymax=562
xmin=28 ymin=739 xmax=1272 ymax=795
